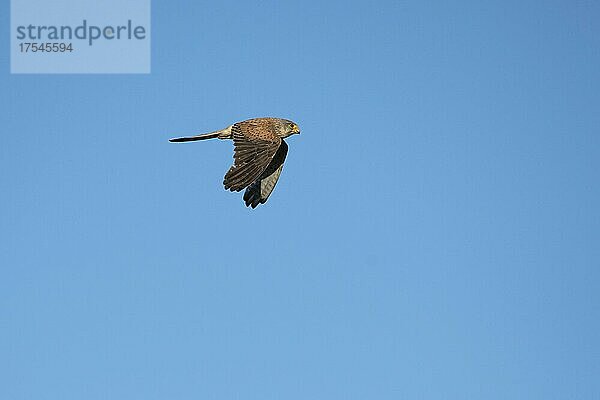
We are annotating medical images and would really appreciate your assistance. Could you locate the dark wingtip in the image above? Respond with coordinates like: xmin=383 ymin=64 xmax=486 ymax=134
xmin=244 ymin=184 xmax=260 ymax=207
xmin=246 ymin=199 xmax=259 ymax=208
xmin=244 ymin=196 xmax=260 ymax=208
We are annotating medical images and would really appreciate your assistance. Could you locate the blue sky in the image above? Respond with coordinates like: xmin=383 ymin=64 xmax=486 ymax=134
xmin=1 ymin=1 xmax=599 ymax=398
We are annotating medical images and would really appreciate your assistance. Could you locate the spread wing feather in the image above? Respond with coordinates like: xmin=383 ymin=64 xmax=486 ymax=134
xmin=223 ymin=122 xmax=282 ymax=192
xmin=243 ymin=140 xmax=288 ymax=208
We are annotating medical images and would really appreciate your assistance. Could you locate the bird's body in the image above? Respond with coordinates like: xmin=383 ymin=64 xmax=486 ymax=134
xmin=170 ymin=117 xmax=300 ymax=208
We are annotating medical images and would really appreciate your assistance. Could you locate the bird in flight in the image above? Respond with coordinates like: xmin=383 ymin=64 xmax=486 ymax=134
xmin=169 ymin=117 xmax=300 ymax=208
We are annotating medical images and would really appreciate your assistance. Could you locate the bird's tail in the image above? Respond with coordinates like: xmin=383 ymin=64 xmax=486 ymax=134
xmin=169 ymin=127 xmax=230 ymax=143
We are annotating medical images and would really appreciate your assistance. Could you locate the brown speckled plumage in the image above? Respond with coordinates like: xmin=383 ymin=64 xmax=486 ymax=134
xmin=169 ymin=117 xmax=300 ymax=208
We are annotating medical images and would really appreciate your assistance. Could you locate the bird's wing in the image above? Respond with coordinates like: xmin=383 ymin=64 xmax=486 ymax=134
xmin=243 ymin=140 xmax=288 ymax=208
xmin=223 ymin=122 xmax=282 ymax=192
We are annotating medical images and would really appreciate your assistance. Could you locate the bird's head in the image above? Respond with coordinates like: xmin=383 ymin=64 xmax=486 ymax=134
xmin=281 ymin=119 xmax=301 ymax=138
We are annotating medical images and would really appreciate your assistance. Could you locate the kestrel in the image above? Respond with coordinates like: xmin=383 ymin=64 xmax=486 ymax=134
xmin=169 ymin=117 xmax=300 ymax=208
